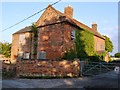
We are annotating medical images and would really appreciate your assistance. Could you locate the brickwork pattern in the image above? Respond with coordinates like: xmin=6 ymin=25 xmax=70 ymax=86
xmin=16 ymin=60 xmax=80 ymax=77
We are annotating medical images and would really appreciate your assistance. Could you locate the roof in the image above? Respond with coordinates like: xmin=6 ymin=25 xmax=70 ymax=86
xmin=13 ymin=26 xmax=32 ymax=34
xmin=67 ymin=18 xmax=104 ymax=39
xmin=49 ymin=5 xmax=104 ymax=39
xmin=13 ymin=5 xmax=104 ymax=39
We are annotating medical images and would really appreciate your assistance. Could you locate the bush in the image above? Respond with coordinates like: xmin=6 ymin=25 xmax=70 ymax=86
xmin=63 ymin=48 xmax=77 ymax=60
xmin=2 ymin=64 xmax=16 ymax=79
xmin=2 ymin=71 xmax=16 ymax=79
xmin=89 ymin=56 xmax=100 ymax=62
xmin=114 ymin=52 xmax=120 ymax=58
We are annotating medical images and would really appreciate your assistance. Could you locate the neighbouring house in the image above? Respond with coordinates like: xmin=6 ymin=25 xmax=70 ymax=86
xmin=11 ymin=5 xmax=106 ymax=63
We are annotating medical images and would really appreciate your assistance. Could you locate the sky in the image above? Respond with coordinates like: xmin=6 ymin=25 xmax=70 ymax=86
xmin=0 ymin=1 xmax=119 ymax=55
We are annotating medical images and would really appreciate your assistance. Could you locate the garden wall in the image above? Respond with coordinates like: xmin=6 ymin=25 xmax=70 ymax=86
xmin=16 ymin=60 xmax=80 ymax=77
xmin=2 ymin=62 xmax=16 ymax=78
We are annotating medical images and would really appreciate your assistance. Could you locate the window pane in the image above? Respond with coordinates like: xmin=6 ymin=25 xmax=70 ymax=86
xmin=25 ymin=53 xmax=30 ymax=59
xmin=71 ymin=30 xmax=76 ymax=40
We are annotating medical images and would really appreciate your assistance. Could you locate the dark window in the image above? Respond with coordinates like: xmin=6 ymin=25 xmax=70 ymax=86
xmin=71 ymin=30 xmax=76 ymax=40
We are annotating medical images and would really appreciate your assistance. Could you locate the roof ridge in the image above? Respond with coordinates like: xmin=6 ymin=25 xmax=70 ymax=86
xmin=13 ymin=25 xmax=32 ymax=34
xmin=48 ymin=5 xmax=64 ymax=16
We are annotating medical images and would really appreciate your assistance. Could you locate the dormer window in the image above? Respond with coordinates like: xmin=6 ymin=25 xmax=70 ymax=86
xmin=71 ymin=30 xmax=76 ymax=40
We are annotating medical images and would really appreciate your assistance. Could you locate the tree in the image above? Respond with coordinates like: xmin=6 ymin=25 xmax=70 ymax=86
xmin=0 ymin=42 xmax=11 ymax=58
xmin=103 ymin=35 xmax=113 ymax=52
xmin=114 ymin=52 xmax=120 ymax=58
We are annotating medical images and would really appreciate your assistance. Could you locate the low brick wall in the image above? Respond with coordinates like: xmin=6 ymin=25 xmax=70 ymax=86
xmin=1 ymin=62 xmax=16 ymax=78
xmin=2 ymin=62 xmax=16 ymax=72
xmin=16 ymin=60 xmax=80 ymax=77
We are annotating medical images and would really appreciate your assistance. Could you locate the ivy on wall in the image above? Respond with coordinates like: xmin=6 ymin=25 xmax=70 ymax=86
xmin=63 ymin=27 xmax=94 ymax=60
xmin=31 ymin=24 xmax=38 ymax=57
xmin=93 ymin=51 xmax=108 ymax=62
xmin=63 ymin=48 xmax=77 ymax=60
xmin=62 ymin=27 xmax=108 ymax=61
xmin=75 ymin=28 xmax=94 ymax=58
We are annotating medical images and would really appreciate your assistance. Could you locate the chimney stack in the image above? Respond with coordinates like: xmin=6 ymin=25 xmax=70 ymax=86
xmin=92 ymin=23 xmax=97 ymax=31
xmin=64 ymin=5 xmax=73 ymax=18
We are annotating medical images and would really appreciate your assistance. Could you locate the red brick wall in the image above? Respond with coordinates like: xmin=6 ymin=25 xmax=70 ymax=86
xmin=37 ymin=22 xmax=76 ymax=59
xmin=36 ymin=5 xmax=76 ymax=59
xmin=94 ymin=36 xmax=105 ymax=52
xmin=16 ymin=60 xmax=80 ymax=77
xmin=37 ymin=24 xmax=63 ymax=59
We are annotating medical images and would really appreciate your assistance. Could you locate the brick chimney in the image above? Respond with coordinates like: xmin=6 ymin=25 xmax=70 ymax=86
xmin=64 ymin=5 xmax=73 ymax=18
xmin=92 ymin=23 xmax=97 ymax=31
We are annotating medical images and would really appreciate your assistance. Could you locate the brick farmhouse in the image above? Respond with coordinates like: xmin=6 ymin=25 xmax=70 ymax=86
xmin=11 ymin=5 xmax=107 ymax=63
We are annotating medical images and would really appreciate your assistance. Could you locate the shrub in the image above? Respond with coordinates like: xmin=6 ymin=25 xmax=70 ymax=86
xmin=62 ymin=48 xmax=77 ymax=60
xmin=114 ymin=52 xmax=120 ymax=58
xmin=2 ymin=71 xmax=16 ymax=79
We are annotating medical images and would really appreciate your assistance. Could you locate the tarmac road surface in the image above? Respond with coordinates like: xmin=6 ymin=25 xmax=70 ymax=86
xmin=1 ymin=71 xmax=120 ymax=89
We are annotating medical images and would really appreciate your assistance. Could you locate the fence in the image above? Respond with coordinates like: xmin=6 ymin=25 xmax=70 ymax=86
xmin=80 ymin=61 xmax=120 ymax=76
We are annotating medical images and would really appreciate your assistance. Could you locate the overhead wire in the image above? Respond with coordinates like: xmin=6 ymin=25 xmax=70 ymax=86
xmin=1 ymin=0 xmax=61 ymax=32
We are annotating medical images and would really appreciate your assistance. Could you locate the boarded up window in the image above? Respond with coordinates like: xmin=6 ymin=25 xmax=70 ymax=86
xmin=18 ymin=52 xmax=24 ymax=59
xmin=38 ymin=51 xmax=46 ymax=59
xmin=19 ymin=34 xmax=25 ymax=45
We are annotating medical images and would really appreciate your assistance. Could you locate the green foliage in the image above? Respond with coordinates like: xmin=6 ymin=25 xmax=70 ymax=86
xmin=63 ymin=28 xmax=111 ymax=62
xmin=2 ymin=71 xmax=16 ymax=79
xmin=19 ymin=74 xmax=77 ymax=79
xmin=114 ymin=52 xmax=120 ymax=58
xmin=93 ymin=51 xmax=107 ymax=61
xmin=32 ymin=24 xmax=38 ymax=38
xmin=31 ymin=23 xmax=38 ymax=55
xmin=75 ymin=28 xmax=94 ymax=58
xmin=63 ymin=48 xmax=77 ymax=60
xmin=103 ymin=35 xmax=113 ymax=52
xmin=0 ymin=42 xmax=11 ymax=58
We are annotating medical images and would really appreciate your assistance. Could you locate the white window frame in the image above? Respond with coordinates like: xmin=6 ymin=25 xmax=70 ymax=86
xmin=25 ymin=52 xmax=30 ymax=59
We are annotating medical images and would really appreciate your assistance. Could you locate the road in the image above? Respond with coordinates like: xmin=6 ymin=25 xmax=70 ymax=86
xmin=1 ymin=71 xmax=120 ymax=89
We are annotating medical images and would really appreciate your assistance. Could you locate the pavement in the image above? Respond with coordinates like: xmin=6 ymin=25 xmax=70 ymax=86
xmin=1 ymin=71 xmax=120 ymax=89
